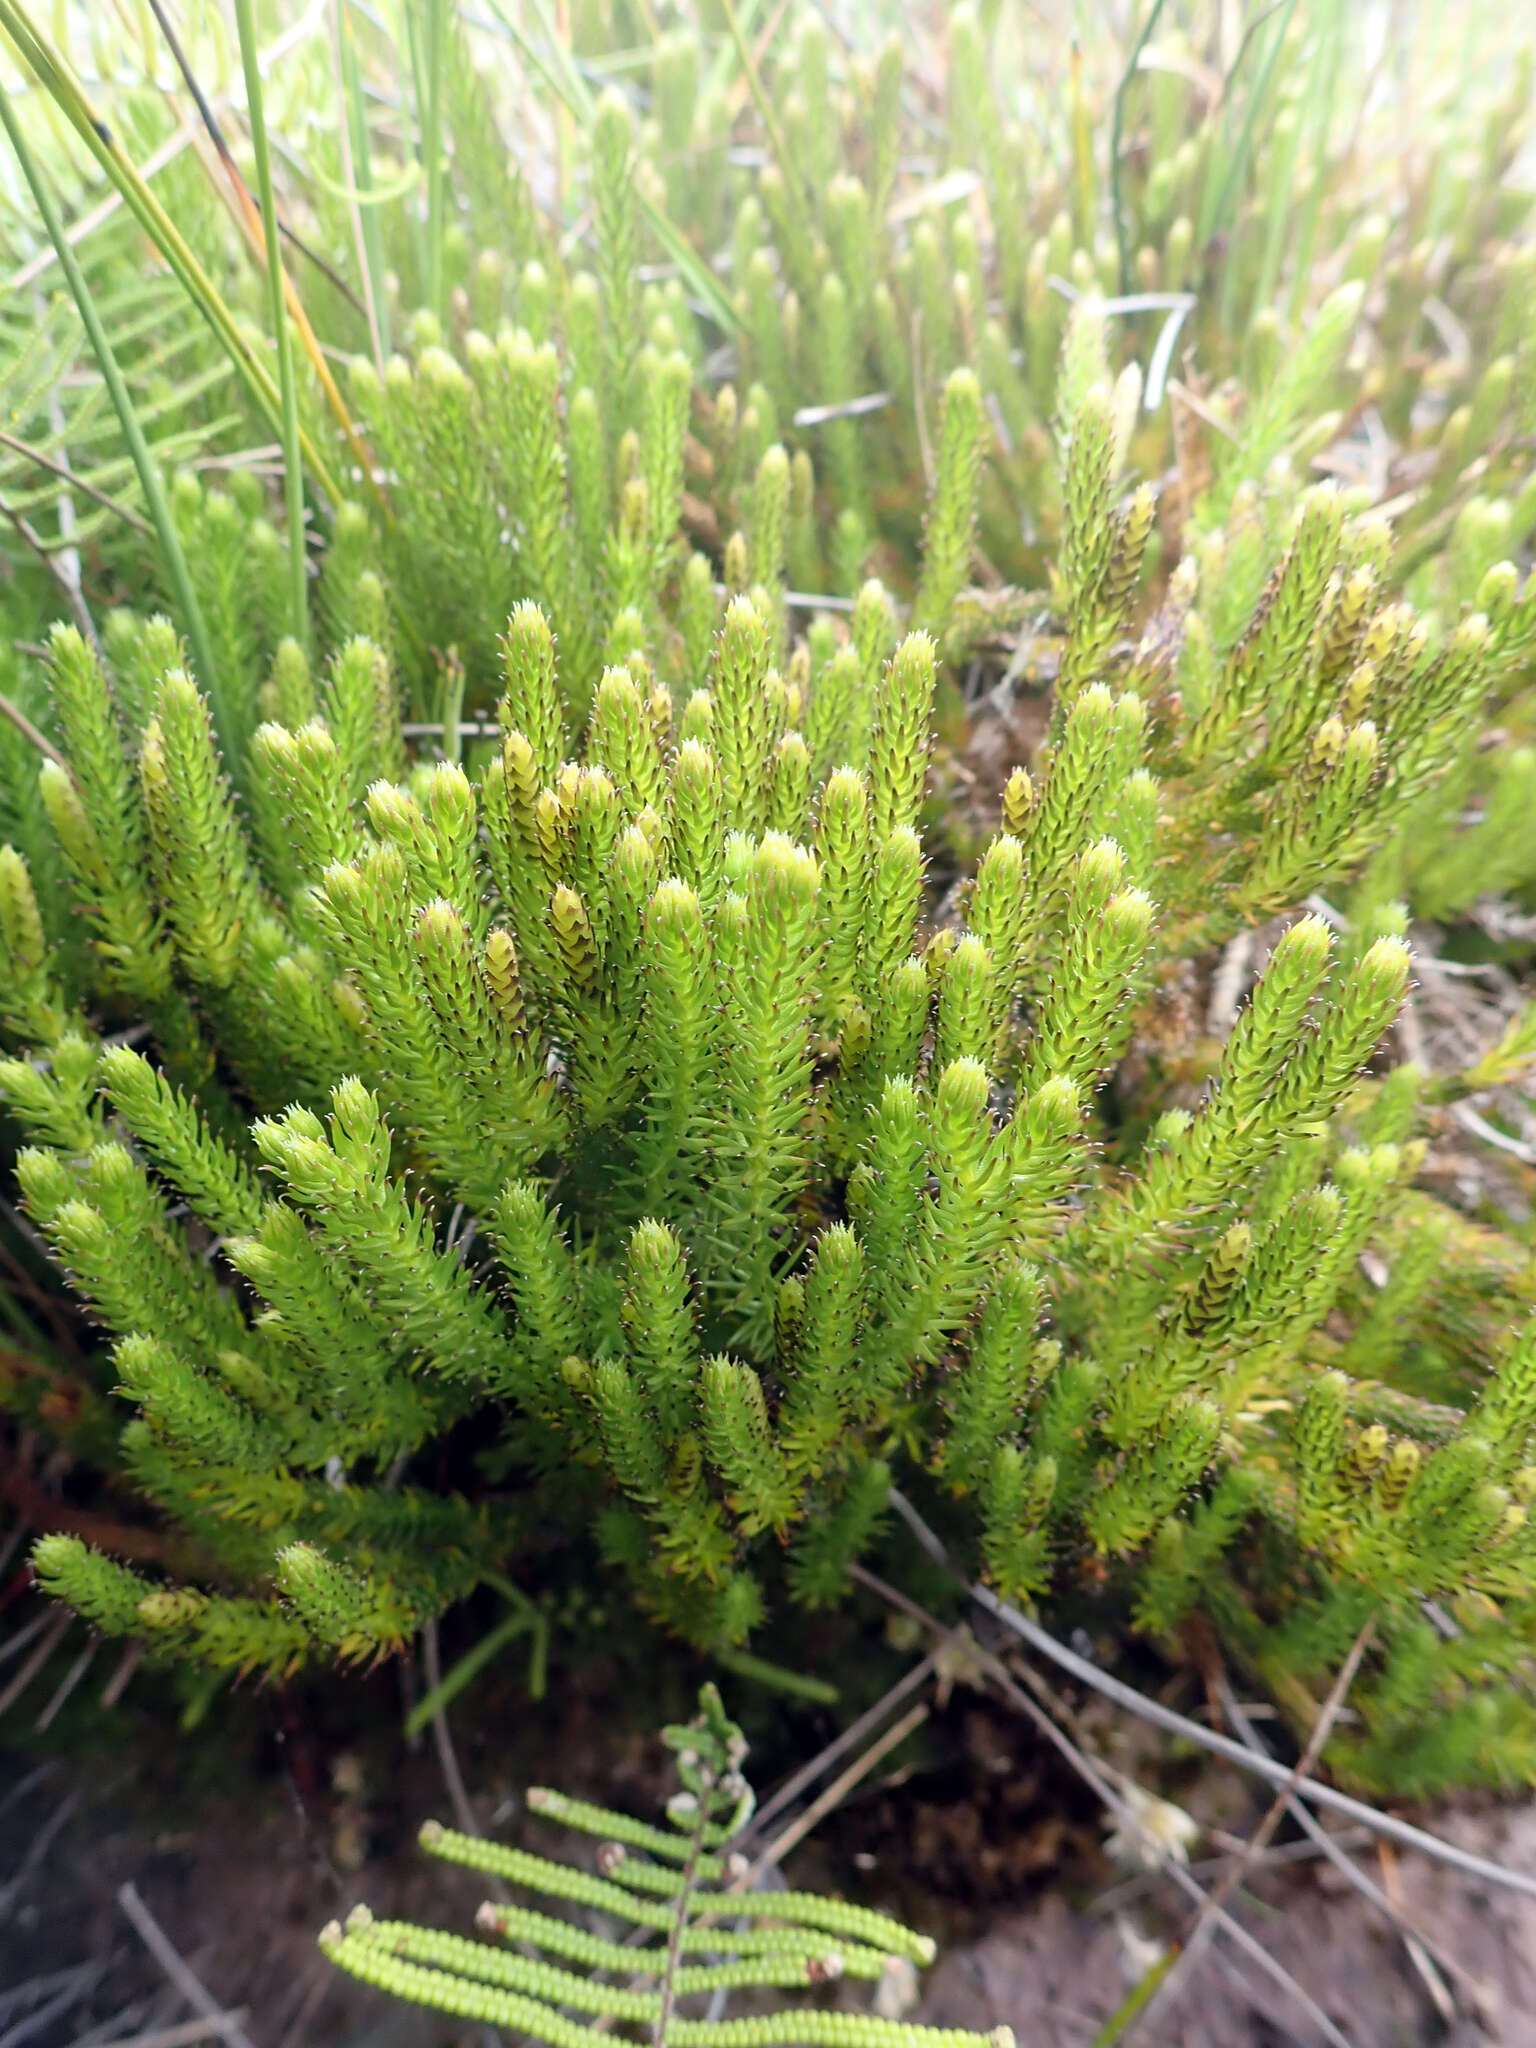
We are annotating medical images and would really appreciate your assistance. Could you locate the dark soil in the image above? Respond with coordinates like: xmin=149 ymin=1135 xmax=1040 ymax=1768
xmin=4 ymin=1623 xmax=1536 ymax=2048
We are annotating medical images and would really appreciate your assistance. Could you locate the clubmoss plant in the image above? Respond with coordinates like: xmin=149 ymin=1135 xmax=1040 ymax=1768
xmin=0 ymin=1 xmax=1534 ymax=1795
xmin=320 ymin=1685 xmax=1014 ymax=2048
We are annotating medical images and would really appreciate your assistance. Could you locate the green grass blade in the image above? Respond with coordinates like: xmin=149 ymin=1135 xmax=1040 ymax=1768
xmin=0 ymin=0 xmax=344 ymax=507
xmin=336 ymin=0 xmax=391 ymax=364
xmin=1092 ymin=1943 xmax=1179 ymax=2047
xmin=1111 ymin=0 xmax=1170 ymax=295
xmin=503 ymin=0 xmax=597 ymax=119
xmin=234 ymin=0 xmax=308 ymax=650
xmin=478 ymin=0 xmax=738 ymax=332
xmin=0 ymin=69 xmax=228 ymax=757
xmin=713 ymin=1648 xmax=840 ymax=1704
xmin=1286 ymin=2 xmax=1346 ymax=320
xmin=1214 ymin=0 xmax=1299 ymax=330
xmin=425 ymin=0 xmax=447 ymax=322
xmin=718 ymin=0 xmax=815 ymax=237
xmin=1200 ymin=0 xmax=1299 ymax=250
xmin=703 ymin=0 xmax=762 ymax=101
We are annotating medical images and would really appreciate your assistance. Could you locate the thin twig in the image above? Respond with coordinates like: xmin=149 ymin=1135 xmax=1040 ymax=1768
xmin=33 ymin=1633 xmax=97 ymax=1730
xmin=885 ymin=1487 xmax=1536 ymax=1902
xmin=1451 ymin=1100 xmax=1536 ymax=1164
xmin=400 ymin=720 xmax=503 ymax=738
xmin=420 ymin=1621 xmax=513 ymax=1908
xmin=69 ymin=1998 xmax=155 ymax=2048
xmin=329 ymin=0 xmax=385 ymax=374
xmin=0 ymin=0 xmax=325 ymax=297
xmin=42 ymin=340 xmax=85 ymax=634
xmin=0 ymin=1760 xmax=56 ymax=1825
xmin=1375 ymin=1841 xmax=1457 ymax=2026
xmin=847 ymin=1565 xmax=1359 ymax=2048
xmin=651 ymin=1771 xmax=712 ymax=2048
xmin=1143 ymin=299 xmax=1194 ymax=411
xmin=0 ymin=499 xmax=99 ymax=649
xmin=707 ymin=587 xmax=857 ymax=615
xmin=0 ymin=1967 xmax=96 ymax=2032
xmin=0 ymin=1452 xmax=177 ymax=1564
xmin=80 ymin=1960 xmax=207 ymax=2048
xmin=744 ymin=1650 xmax=941 ymax=1842
xmin=1206 ymin=930 xmax=1255 ymax=1036
xmin=421 ymin=1619 xmax=480 ymax=1838
xmin=273 ymin=1966 xmax=332 ymax=2048
xmin=0 ymin=1777 xmax=82 ymax=1916
xmin=0 ymin=1607 xmax=57 ymax=1677
xmin=792 ymin=392 xmax=894 ymax=427
xmin=143 ymin=0 xmax=360 ymax=311
xmin=744 ymin=1700 xmax=930 ymax=1883
xmin=116 ymin=1884 xmax=260 ymax=2048
xmin=138 ymin=0 xmax=379 ymax=514
xmin=1122 ymin=1620 xmax=1376 ymax=2042
xmin=0 ymin=1606 xmax=72 ymax=1715
xmin=0 ymin=430 xmax=152 ymax=536
xmin=1091 ymin=1827 xmax=1378 ymax=1910
xmin=884 ymin=167 xmax=979 ymax=226
xmin=1165 ymin=378 xmax=1239 ymax=441
xmin=100 ymin=1639 xmax=145 ymax=1709
xmin=92 ymin=2011 xmax=253 ymax=2048
xmin=1218 ymin=1679 xmax=1477 ymax=2006
xmin=0 ymin=1963 xmax=103 ymax=2048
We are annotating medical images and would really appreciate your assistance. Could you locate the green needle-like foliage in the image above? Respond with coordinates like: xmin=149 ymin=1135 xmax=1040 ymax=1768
xmin=321 ymin=1685 xmax=1013 ymax=2048
xmin=8 ymin=413 xmax=1536 ymax=1792
xmin=2 ymin=0 xmax=1536 ymax=1798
